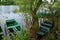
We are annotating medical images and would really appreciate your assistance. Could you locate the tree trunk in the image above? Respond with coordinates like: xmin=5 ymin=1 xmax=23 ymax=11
xmin=29 ymin=0 xmax=42 ymax=40
xmin=52 ymin=14 xmax=58 ymax=40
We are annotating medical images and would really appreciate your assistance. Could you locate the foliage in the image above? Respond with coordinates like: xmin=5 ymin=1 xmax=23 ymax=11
xmin=15 ymin=29 xmax=29 ymax=40
xmin=14 ymin=0 xmax=42 ymax=13
xmin=36 ymin=0 xmax=60 ymax=17
xmin=36 ymin=3 xmax=51 ymax=18
xmin=0 ymin=0 xmax=16 ymax=5
xmin=58 ymin=16 xmax=60 ymax=40
xmin=0 ymin=0 xmax=60 ymax=40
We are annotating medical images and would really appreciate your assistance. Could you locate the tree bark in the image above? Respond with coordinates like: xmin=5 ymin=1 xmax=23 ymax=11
xmin=52 ymin=13 xmax=58 ymax=40
xmin=29 ymin=0 xmax=42 ymax=40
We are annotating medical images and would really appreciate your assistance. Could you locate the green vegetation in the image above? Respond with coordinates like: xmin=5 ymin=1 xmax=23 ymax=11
xmin=58 ymin=16 xmax=60 ymax=40
xmin=0 ymin=0 xmax=16 ymax=5
xmin=0 ymin=0 xmax=60 ymax=40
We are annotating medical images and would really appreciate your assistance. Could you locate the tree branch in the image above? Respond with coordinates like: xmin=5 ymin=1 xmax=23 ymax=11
xmin=32 ymin=0 xmax=42 ymax=14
